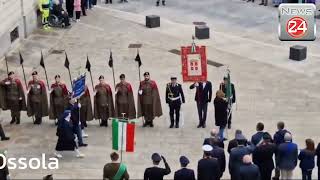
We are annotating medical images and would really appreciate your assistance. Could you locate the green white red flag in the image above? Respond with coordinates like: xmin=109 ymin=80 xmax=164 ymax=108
xmin=112 ymin=119 xmax=135 ymax=152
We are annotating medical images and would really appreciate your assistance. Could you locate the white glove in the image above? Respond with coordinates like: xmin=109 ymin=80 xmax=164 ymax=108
xmin=78 ymin=103 xmax=81 ymax=108
xmin=138 ymin=90 xmax=143 ymax=95
xmin=194 ymin=82 xmax=199 ymax=87
xmin=19 ymin=97 xmax=22 ymax=100
xmin=4 ymin=81 xmax=10 ymax=85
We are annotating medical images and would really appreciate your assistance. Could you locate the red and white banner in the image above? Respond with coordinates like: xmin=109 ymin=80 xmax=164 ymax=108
xmin=181 ymin=46 xmax=207 ymax=82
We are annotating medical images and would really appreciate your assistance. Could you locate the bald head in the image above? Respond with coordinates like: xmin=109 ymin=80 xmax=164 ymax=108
xmin=210 ymin=129 xmax=218 ymax=137
xmin=243 ymin=155 xmax=252 ymax=164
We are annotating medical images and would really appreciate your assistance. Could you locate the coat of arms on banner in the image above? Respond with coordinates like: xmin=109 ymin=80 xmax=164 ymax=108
xmin=181 ymin=46 xmax=207 ymax=82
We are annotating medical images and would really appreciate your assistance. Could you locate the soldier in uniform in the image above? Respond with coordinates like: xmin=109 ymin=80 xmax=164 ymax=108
xmin=115 ymin=74 xmax=136 ymax=119
xmin=0 ymin=71 xmax=26 ymax=124
xmin=49 ymin=75 xmax=69 ymax=124
xmin=94 ymin=75 xmax=114 ymax=127
xmin=27 ymin=71 xmax=49 ymax=125
xmin=79 ymin=85 xmax=93 ymax=136
xmin=219 ymin=76 xmax=236 ymax=129
xmin=165 ymin=77 xmax=185 ymax=128
xmin=137 ymin=72 xmax=162 ymax=127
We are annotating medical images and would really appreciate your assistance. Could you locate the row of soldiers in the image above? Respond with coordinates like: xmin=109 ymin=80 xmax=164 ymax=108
xmin=0 ymin=70 xmax=235 ymax=129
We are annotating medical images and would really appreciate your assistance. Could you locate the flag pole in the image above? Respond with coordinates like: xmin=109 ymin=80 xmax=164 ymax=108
xmin=4 ymin=55 xmax=9 ymax=77
xmin=20 ymin=52 xmax=28 ymax=89
xmin=68 ymin=68 xmax=72 ymax=88
xmin=41 ymin=51 xmax=50 ymax=90
xmin=110 ymin=50 xmax=116 ymax=91
xmin=120 ymin=113 xmax=126 ymax=163
xmin=137 ymin=49 xmax=141 ymax=82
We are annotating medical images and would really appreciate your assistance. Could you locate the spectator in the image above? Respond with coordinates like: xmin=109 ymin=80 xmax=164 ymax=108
xmin=251 ymin=122 xmax=265 ymax=147
xmin=239 ymin=155 xmax=260 ymax=180
xmin=316 ymin=143 xmax=320 ymax=180
xmin=144 ymin=153 xmax=171 ymax=180
xmin=273 ymin=121 xmax=290 ymax=180
xmin=277 ymin=133 xmax=298 ymax=180
xmin=51 ymin=0 xmax=70 ymax=27
xmin=198 ymin=145 xmax=221 ymax=180
xmin=214 ymin=90 xmax=228 ymax=140
xmin=253 ymin=132 xmax=276 ymax=180
xmin=174 ymin=156 xmax=195 ymax=180
xmin=74 ymin=0 xmax=81 ymax=22
xmin=298 ymin=139 xmax=315 ymax=180
xmin=203 ymin=128 xmax=224 ymax=149
xmin=229 ymin=134 xmax=251 ymax=180
xmin=103 ymin=152 xmax=129 ymax=180
xmin=228 ymin=130 xmax=246 ymax=154
xmin=65 ymin=0 xmax=74 ymax=19
xmin=0 ymin=151 xmax=9 ymax=180
xmin=211 ymin=138 xmax=226 ymax=178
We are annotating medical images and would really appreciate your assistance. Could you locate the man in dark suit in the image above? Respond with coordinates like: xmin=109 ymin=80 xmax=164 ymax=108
xmin=239 ymin=155 xmax=261 ymax=180
xmin=144 ymin=153 xmax=171 ymax=180
xmin=210 ymin=138 xmax=226 ymax=178
xmin=198 ymin=145 xmax=221 ymax=180
xmin=166 ymin=77 xmax=185 ymax=128
xmin=190 ymin=81 xmax=212 ymax=128
xmin=251 ymin=122 xmax=265 ymax=147
xmin=228 ymin=129 xmax=245 ymax=154
xmin=219 ymin=76 xmax=236 ymax=129
xmin=103 ymin=152 xmax=129 ymax=180
xmin=229 ymin=134 xmax=251 ymax=180
xmin=203 ymin=129 xmax=224 ymax=149
xmin=174 ymin=156 xmax=195 ymax=180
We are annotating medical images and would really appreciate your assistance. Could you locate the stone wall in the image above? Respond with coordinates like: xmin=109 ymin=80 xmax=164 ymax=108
xmin=0 ymin=0 xmax=39 ymax=57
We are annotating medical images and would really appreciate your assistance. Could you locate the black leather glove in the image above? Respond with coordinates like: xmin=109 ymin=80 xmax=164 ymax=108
xmin=161 ymin=155 xmax=167 ymax=163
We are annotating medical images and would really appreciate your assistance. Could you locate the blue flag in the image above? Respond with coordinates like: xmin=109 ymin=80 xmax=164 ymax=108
xmin=72 ymin=74 xmax=86 ymax=99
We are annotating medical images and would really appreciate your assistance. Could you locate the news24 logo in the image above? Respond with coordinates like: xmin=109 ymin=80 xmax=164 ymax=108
xmin=278 ymin=4 xmax=316 ymax=41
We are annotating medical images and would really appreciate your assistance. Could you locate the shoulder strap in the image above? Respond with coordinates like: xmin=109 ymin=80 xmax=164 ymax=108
xmin=113 ymin=163 xmax=126 ymax=180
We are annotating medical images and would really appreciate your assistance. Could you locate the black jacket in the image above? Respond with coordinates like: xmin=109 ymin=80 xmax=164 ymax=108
xmin=190 ymin=81 xmax=212 ymax=104
xmin=165 ymin=83 xmax=185 ymax=105
xmin=214 ymin=97 xmax=228 ymax=127
xmin=203 ymin=137 xmax=225 ymax=149
xmin=251 ymin=131 xmax=264 ymax=146
xmin=316 ymin=143 xmax=320 ymax=166
xmin=239 ymin=163 xmax=261 ymax=180
xmin=197 ymin=157 xmax=221 ymax=180
xmin=0 ymin=155 xmax=9 ymax=180
xmin=174 ymin=168 xmax=195 ymax=180
xmin=144 ymin=162 xmax=171 ymax=180
xmin=227 ymin=139 xmax=238 ymax=154
xmin=253 ymin=142 xmax=276 ymax=171
xmin=219 ymin=83 xmax=236 ymax=103
xmin=211 ymin=145 xmax=226 ymax=177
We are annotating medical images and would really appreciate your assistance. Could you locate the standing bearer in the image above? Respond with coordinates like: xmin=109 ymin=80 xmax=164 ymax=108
xmin=49 ymin=75 xmax=69 ymax=124
xmin=219 ymin=76 xmax=236 ymax=129
xmin=94 ymin=75 xmax=114 ymax=127
xmin=115 ymin=74 xmax=136 ymax=119
xmin=165 ymin=77 xmax=185 ymax=128
xmin=137 ymin=72 xmax=162 ymax=127
xmin=27 ymin=71 xmax=49 ymax=125
xmin=0 ymin=71 xmax=26 ymax=124
xmin=39 ymin=0 xmax=51 ymax=30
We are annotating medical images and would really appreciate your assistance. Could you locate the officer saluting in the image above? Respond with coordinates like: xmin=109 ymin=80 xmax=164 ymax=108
xmin=165 ymin=77 xmax=185 ymax=128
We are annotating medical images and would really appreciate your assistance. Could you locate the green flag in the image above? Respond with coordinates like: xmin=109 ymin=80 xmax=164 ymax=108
xmin=225 ymin=72 xmax=232 ymax=100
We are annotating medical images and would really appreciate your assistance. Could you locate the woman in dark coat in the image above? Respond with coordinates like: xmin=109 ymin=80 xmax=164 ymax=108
xmin=298 ymin=139 xmax=316 ymax=180
xmin=214 ymin=90 xmax=228 ymax=140
xmin=65 ymin=0 xmax=74 ymax=18
xmin=55 ymin=109 xmax=84 ymax=158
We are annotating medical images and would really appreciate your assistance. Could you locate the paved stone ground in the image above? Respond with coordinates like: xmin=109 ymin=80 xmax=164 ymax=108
xmin=1 ymin=0 xmax=320 ymax=179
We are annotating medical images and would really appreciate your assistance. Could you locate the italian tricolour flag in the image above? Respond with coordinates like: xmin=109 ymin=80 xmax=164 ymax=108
xmin=112 ymin=119 xmax=135 ymax=152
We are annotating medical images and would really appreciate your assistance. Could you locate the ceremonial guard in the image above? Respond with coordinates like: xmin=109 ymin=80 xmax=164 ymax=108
xmin=219 ymin=76 xmax=236 ymax=129
xmin=115 ymin=74 xmax=136 ymax=119
xmin=79 ymin=85 xmax=93 ymax=136
xmin=0 ymin=71 xmax=26 ymax=124
xmin=165 ymin=77 xmax=185 ymax=128
xmin=49 ymin=75 xmax=69 ymax=123
xmin=137 ymin=72 xmax=162 ymax=127
xmin=94 ymin=75 xmax=114 ymax=127
xmin=27 ymin=71 xmax=49 ymax=125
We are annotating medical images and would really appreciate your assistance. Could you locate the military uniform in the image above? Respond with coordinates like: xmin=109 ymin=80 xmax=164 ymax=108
xmin=49 ymin=82 xmax=68 ymax=121
xmin=27 ymin=77 xmax=49 ymax=124
xmin=165 ymin=81 xmax=185 ymax=128
xmin=0 ymin=76 xmax=26 ymax=124
xmin=219 ymin=82 xmax=236 ymax=129
xmin=115 ymin=81 xmax=136 ymax=119
xmin=137 ymin=77 xmax=162 ymax=127
xmin=94 ymin=82 xmax=114 ymax=127
xmin=79 ymin=86 xmax=93 ymax=128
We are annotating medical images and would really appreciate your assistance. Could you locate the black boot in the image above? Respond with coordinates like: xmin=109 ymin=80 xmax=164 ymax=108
xmin=0 ymin=124 xmax=10 ymax=141
xmin=16 ymin=117 xmax=20 ymax=125
xmin=175 ymin=120 xmax=179 ymax=128
xmin=10 ymin=118 xmax=16 ymax=124
xmin=162 ymin=0 xmax=165 ymax=5
xmin=156 ymin=1 xmax=159 ymax=6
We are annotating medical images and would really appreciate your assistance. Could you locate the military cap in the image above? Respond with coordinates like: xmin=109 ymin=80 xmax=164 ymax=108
xmin=151 ymin=153 xmax=161 ymax=162
xmin=8 ymin=71 xmax=14 ymax=76
xmin=32 ymin=71 xmax=38 ymax=75
xmin=120 ymin=74 xmax=125 ymax=79
xmin=144 ymin=72 xmax=150 ymax=76
xmin=99 ymin=75 xmax=104 ymax=80
xmin=202 ymin=145 xmax=213 ymax=152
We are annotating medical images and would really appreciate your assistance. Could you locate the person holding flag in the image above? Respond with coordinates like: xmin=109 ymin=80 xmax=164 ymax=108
xmin=103 ymin=152 xmax=129 ymax=180
xmin=0 ymin=71 xmax=27 ymax=125
xmin=137 ymin=72 xmax=162 ymax=127
xmin=115 ymin=74 xmax=136 ymax=119
xmin=49 ymin=75 xmax=69 ymax=125
xmin=219 ymin=72 xmax=236 ymax=129
xmin=94 ymin=75 xmax=115 ymax=127
xmin=27 ymin=71 xmax=49 ymax=125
